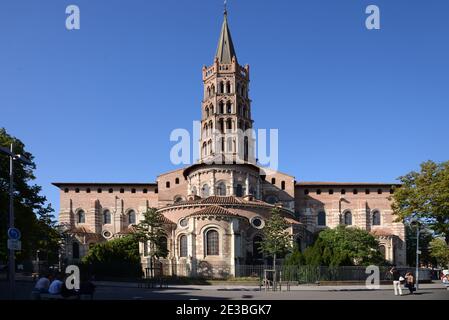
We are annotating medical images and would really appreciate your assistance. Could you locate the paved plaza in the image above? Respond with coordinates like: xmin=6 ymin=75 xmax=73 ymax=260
xmin=1 ymin=280 xmax=448 ymax=300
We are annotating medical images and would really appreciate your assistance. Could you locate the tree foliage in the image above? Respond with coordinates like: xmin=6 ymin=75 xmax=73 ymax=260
xmin=132 ymin=208 xmax=169 ymax=260
xmin=301 ymin=226 xmax=385 ymax=267
xmin=81 ymin=236 xmax=141 ymax=278
xmin=405 ymin=225 xmax=435 ymax=267
xmin=392 ymin=160 xmax=449 ymax=244
xmin=259 ymin=208 xmax=292 ymax=269
xmin=0 ymin=128 xmax=61 ymax=265
xmin=429 ymin=238 xmax=449 ymax=268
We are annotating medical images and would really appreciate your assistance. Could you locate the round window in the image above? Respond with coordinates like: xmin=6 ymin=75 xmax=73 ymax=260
xmin=102 ymin=230 xmax=112 ymax=239
xmin=251 ymin=217 xmax=264 ymax=229
xmin=179 ymin=218 xmax=188 ymax=228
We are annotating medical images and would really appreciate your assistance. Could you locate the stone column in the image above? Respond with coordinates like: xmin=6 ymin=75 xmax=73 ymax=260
xmin=187 ymin=177 xmax=192 ymax=196
xmin=230 ymin=171 xmax=235 ymax=196
xmin=245 ymin=172 xmax=250 ymax=196
xmin=211 ymin=170 xmax=216 ymax=196
xmin=230 ymin=219 xmax=236 ymax=277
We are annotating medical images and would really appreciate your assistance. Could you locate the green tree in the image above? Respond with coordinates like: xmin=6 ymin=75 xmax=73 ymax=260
xmin=0 ymin=128 xmax=60 ymax=267
xmin=304 ymin=226 xmax=385 ymax=266
xmin=429 ymin=238 xmax=449 ymax=268
xmin=392 ymin=160 xmax=449 ymax=244
xmin=81 ymin=236 xmax=141 ymax=278
xmin=259 ymin=208 xmax=292 ymax=272
xmin=132 ymin=208 xmax=169 ymax=276
xmin=284 ymin=244 xmax=305 ymax=266
xmin=405 ymin=225 xmax=435 ymax=267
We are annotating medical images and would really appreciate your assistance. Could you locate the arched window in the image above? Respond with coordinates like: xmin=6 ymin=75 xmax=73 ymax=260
xmin=271 ymin=178 xmax=276 ymax=185
xmin=207 ymin=140 xmax=212 ymax=155
xmin=143 ymin=241 xmax=149 ymax=256
xmin=236 ymin=184 xmax=244 ymax=197
xmin=174 ymin=196 xmax=183 ymax=203
xmin=77 ymin=210 xmax=85 ymax=224
xmin=226 ymin=81 xmax=231 ymax=93
xmin=179 ymin=235 xmax=188 ymax=257
xmin=103 ymin=210 xmax=111 ymax=225
xmin=72 ymin=242 xmax=80 ymax=259
xmin=253 ymin=235 xmax=263 ymax=259
xmin=318 ymin=211 xmax=326 ymax=226
xmin=128 ymin=210 xmax=136 ymax=224
xmin=201 ymin=184 xmax=210 ymax=198
xmin=207 ymin=87 xmax=211 ymax=98
xmin=205 ymin=229 xmax=219 ymax=256
xmin=159 ymin=236 xmax=168 ymax=252
xmin=202 ymin=142 xmax=207 ymax=157
xmin=209 ymin=104 xmax=214 ymax=114
xmin=372 ymin=210 xmax=381 ymax=226
xmin=226 ymin=118 xmax=232 ymax=130
xmin=191 ymin=186 xmax=197 ymax=196
xmin=175 ymin=178 xmax=180 ymax=184
xmin=281 ymin=181 xmax=286 ymax=190
xmin=344 ymin=211 xmax=352 ymax=225
xmin=211 ymin=84 xmax=215 ymax=95
xmin=379 ymin=245 xmax=386 ymax=258
xmin=219 ymin=101 xmax=224 ymax=114
xmin=296 ymin=237 xmax=302 ymax=252
xmin=205 ymin=107 xmax=209 ymax=117
xmin=220 ymin=81 xmax=224 ymax=94
xmin=216 ymin=182 xmax=227 ymax=196
xmin=227 ymin=138 xmax=233 ymax=153
xmin=237 ymin=105 xmax=242 ymax=116
xmin=226 ymin=101 xmax=232 ymax=114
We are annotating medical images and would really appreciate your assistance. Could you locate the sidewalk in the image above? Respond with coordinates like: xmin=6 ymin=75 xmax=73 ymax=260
xmin=91 ymin=280 xmax=448 ymax=292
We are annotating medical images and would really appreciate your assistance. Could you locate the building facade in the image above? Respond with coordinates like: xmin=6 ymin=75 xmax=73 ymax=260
xmin=54 ymin=10 xmax=406 ymax=277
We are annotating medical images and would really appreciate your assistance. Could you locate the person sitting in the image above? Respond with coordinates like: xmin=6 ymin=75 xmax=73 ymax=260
xmin=34 ymin=274 xmax=52 ymax=293
xmin=48 ymin=274 xmax=64 ymax=295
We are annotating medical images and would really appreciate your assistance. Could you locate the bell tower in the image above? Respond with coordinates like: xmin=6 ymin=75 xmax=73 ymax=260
xmin=199 ymin=9 xmax=255 ymax=165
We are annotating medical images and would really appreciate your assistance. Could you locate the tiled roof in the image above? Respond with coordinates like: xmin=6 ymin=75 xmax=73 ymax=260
xmin=188 ymin=205 xmax=240 ymax=218
xmin=159 ymin=215 xmax=176 ymax=225
xmin=296 ymin=182 xmax=401 ymax=187
xmin=176 ymin=196 xmax=271 ymax=206
xmin=371 ymin=228 xmax=394 ymax=237
xmin=117 ymin=226 xmax=137 ymax=235
xmin=284 ymin=217 xmax=301 ymax=225
xmin=65 ymin=226 xmax=95 ymax=234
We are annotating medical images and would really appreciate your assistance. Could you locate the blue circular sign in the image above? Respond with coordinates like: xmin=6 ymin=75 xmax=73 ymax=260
xmin=7 ymin=228 xmax=21 ymax=240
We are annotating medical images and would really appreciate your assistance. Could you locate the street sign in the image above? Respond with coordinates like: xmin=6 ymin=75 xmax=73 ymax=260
xmin=7 ymin=228 xmax=21 ymax=240
xmin=7 ymin=239 xmax=21 ymax=251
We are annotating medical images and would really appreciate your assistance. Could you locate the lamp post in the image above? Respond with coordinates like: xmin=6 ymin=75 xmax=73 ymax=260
xmin=0 ymin=143 xmax=32 ymax=300
xmin=411 ymin=219 xmax=421 ymax=291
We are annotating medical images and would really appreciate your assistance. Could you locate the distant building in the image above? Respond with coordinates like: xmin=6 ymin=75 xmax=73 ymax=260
xmin=53 ymin=10 xmax=406 ymax=277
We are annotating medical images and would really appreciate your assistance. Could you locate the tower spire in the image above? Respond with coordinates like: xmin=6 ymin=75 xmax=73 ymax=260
xmin=215 ymin=2 xmax=237 ymax=64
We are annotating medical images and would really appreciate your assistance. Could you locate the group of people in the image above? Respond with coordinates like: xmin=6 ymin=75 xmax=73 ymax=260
xmin=32 ymin=273 xmax=95 ymax=299
xmin=390 ymin=267 xmax=416 ymax=296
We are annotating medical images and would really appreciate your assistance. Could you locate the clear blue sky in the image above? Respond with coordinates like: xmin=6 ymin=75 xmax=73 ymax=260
xmin=1 ymin=0 xmax=448 ymax=217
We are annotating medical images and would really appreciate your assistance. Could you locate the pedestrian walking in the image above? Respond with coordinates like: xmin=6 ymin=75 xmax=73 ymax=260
xmin=390 ymin=266 xmax=403 ymax=296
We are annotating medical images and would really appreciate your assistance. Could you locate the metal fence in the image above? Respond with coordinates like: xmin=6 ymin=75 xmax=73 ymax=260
xmin=150 ymin=263 xmax=433 ymax=283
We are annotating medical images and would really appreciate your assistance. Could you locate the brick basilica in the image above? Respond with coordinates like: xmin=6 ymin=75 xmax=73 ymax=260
xmin=54 ymin=10 xmax=406 ymax=277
